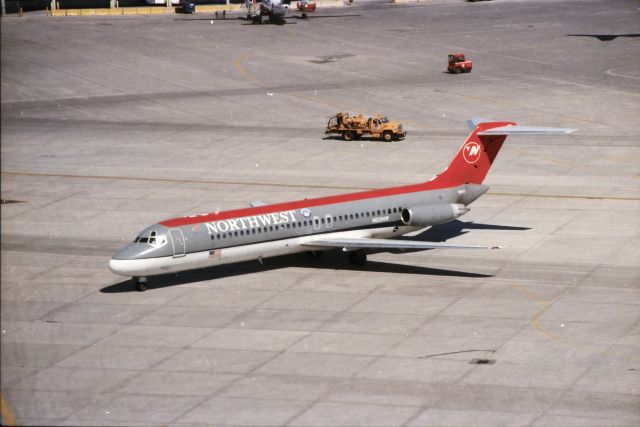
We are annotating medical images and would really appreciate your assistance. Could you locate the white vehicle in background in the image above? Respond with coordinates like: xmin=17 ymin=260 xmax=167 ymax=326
xmin=145 ymin=0 xmax=181 ymax=4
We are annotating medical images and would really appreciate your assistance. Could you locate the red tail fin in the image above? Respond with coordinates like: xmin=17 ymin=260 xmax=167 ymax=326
xmin=432 ymin=121 xmax=516 ymax=186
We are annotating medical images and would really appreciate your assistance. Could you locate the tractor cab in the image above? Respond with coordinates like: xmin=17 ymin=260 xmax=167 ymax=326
xmin=448 ymin=53 xmax=465 ymax=64
xmin=447 ymin=53 xmax=473 ymax=74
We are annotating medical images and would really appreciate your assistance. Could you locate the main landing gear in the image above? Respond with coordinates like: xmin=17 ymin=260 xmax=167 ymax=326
xmin=134 ymin=276 xmax=147 ymax=292
xmin=348 ymin=251 xmax=367 ymax=266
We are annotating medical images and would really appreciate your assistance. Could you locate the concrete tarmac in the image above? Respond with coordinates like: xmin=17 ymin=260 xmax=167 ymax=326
xmin=1 ymin=0 xmax=639 ymax=425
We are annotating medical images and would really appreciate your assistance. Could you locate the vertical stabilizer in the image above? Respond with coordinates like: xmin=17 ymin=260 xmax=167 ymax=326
xmin=432 ymin=120 xmax=576 ymax=186
xmin=433 ymin=121 xmax=515 ymax=186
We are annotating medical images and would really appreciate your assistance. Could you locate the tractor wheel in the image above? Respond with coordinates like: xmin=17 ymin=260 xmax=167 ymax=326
xmin=381 ymin=131 xmax=393 ymax=142
xmin=343 ymin=131 xmax=354 ymax=141
xmin=302 ymin=12 xmax=308 ymax=19
xmin=454 ymin=68 xmax=461 ymax=74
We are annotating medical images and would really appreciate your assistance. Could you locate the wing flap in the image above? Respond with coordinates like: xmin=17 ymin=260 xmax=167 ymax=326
xmin=301 ymin=238 xmax=500 ymax=251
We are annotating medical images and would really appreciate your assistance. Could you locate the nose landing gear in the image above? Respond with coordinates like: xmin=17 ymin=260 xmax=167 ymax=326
xmin=134 ymin=277 xmax=147 ymax=292
xmin=348 ymin=251 xmax=367 ymax=266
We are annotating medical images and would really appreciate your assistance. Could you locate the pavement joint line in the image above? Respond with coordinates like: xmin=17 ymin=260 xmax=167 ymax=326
xmin=3 ymin=170 xmax=638 ymax=201
xmin=233 ymin=49 xmax=406 ymax=128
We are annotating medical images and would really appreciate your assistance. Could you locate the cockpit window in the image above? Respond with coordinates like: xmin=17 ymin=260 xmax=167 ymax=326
xmin=135 ymin=230 xmax=166 ymax=247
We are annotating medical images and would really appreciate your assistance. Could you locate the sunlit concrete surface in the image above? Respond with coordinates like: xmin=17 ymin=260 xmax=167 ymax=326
xmin=1 ymin=0 xmax=639 ymax=425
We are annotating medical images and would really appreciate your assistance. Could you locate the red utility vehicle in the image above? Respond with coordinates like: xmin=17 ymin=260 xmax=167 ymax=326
xmin=448 ymin=53 xmax=473 ymax=74
xmin=297 ymin=1 xmax=316 ymax=19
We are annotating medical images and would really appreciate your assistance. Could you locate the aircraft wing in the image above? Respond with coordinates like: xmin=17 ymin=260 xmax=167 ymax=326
xmin=300 ymin=238 xmax=500 ymax=251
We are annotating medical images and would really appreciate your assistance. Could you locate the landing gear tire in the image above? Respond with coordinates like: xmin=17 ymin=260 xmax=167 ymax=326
xmin=348 ymin=251 xmax=367 ymax=266
xmin=381 ymin=131 xmax=393 ymax=142
xmin=135 ymin=277 xmax=147 ymax=292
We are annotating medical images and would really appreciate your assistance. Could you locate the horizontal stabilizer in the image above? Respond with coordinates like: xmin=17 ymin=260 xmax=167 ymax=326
xmin=477 ymin=125 xmax=577 ymax=135
xmin=301 ymin=238 xmax=501 ymax=251
xmin=249 ymin=200 xmax=268 ymax=207
xmin=466 ymin=117 xmax=493 ymax=132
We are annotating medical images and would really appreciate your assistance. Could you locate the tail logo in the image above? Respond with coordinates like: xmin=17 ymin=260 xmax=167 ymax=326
xmin=463 ymin=141 xmax=482 ymax=164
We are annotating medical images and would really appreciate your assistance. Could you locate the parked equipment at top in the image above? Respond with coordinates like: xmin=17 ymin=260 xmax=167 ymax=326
xmin=297 ymin=1 xmax=316 ymax=19
xmin=325 ymin=112 xmax=407 ymax=142
xmin=448 ymin=53 xmax=473 ymax=74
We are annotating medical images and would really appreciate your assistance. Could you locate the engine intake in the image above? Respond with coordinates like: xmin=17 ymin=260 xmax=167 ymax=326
xmin=401 ymin=203 xmax=469 ymax=227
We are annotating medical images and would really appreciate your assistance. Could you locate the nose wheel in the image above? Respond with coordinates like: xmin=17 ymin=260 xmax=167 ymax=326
xmin=348 ymin=251 xmax=367 ymax=266
xmin=134 ymin=277 xmax=147 ymax=292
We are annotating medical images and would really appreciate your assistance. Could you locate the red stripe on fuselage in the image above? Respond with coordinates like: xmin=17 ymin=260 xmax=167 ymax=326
xmin=160 ymin=179 xmax=454 ymax=228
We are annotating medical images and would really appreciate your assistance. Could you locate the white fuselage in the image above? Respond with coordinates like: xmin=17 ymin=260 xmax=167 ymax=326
xmin=109 ymin=225 xmax=415 ymax=277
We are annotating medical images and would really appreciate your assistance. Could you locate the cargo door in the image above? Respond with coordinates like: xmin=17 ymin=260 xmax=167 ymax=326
xmin=169 ymin=229 xmax=186 ymax=257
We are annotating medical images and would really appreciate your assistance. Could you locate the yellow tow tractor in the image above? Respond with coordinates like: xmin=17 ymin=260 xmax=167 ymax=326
xmin=325 ymin=112 xmax=407 ymax=142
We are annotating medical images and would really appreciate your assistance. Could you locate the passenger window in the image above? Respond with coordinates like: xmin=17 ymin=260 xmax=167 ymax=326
xmin=355 ymin=213 xmax=359 ymax=219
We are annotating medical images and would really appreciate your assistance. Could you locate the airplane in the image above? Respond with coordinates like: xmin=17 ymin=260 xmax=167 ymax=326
xmin=109 ymin=119 xmax=575 ymax=291
xmin=244 ymin=0 xmax=317 ymax=24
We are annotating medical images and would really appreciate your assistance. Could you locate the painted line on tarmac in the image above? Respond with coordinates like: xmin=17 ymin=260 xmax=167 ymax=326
xmin=233 ymin=52 xmax=268 ymax=87
xmin=0 ymin=393 xmax=16 ymax=427
xmin=512 ymin=283 xmax=640 ymax=363
xmin=3 ymin=171 xmax=639 ymax=201
xmin=606 ymin=68 xmax=640 ymax=81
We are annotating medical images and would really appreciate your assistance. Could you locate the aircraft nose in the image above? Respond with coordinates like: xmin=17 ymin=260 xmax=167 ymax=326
xmin=108 ymin=257 xmax=128 ymax=276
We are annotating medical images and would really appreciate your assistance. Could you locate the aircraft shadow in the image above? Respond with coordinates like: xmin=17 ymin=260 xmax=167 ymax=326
xmin=176 ymin=14 xmax=361 ymax=25
xmin=101 ymin=252 xmax=490 ymax=294
xmin=174 ymin=17 xmax=245 ymax=22
xmin=292 ymin=14 xmax=362 ymax=19
xmin=566 ymin=34 xmax=640 ymax=41
xmin=409 ymin=219 xmax=530 ymax=243
xmin=100 ymin=220 xmax=525 ymax=293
